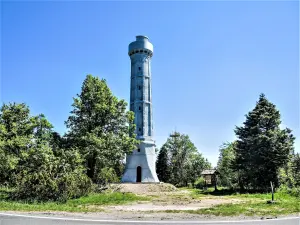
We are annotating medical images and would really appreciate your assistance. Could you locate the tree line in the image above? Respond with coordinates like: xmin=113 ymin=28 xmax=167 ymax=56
xmin=155 ymin=93 xmax=299 ymax=193
xmin=0 ymin=75 xmax=138 ymax=201
xmin=1 ymin=74 xmax=298 ymax=201
xmin=0 ymin=74 xmax=213 ymax=201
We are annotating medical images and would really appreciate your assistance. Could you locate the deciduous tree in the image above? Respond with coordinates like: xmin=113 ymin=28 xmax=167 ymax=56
xmin=157 ymin=132 xmax=210 ymax=186
xmin=217 ymin=141 xmax=238 ymax=188
xmin=65 ymin=75 xmax=138 ymax=183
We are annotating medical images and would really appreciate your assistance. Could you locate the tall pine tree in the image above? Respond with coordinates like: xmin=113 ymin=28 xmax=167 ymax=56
xmin=234 ymin=93 xmax=295 ymax=190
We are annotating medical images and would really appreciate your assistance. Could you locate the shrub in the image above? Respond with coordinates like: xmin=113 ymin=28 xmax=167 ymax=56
xmin=12 ymin=145 xmax=92 ymax=202
xmin=96 ymin=167 xmax=120 ymax=185
xmin=278 ymin=185 xmax=300 ymax=198
xmin=194 ymin=177 xmax=206 ymax=189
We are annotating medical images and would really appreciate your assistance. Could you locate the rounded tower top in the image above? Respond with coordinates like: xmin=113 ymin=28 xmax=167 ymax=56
xmin=136 ymin=35 xmax=149 ymax=41
xmin=128 ymin=35 xmax=153 ymax=56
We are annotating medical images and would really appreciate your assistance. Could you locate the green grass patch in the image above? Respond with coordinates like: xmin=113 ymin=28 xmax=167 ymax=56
xmin=0 ymin=201 xmax=93 ymax=212
xmin=200 ymin=188 xmax=297 ymax=201
xmin=172 ymin=188 xmax=300 ymax=216
xmin=0 ymin=190 xmax=150 ymax=212
xmin=68 ymin=192 xmax=149 ymax=205
xmin=163 ymin=200 xmax=297 ymax=216
xmin=194 ymin=199 xmax=300 ymax=216
xmin=163 ymin=199 xmax=299 ymax=217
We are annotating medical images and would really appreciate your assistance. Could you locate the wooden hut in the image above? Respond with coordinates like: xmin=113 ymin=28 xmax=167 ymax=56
xmin=201 ymin=169 xmax=219 ymax=190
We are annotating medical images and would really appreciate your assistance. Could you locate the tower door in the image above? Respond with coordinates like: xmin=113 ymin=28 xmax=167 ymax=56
xmin=136 ymin=166 xmax=142 ymax=182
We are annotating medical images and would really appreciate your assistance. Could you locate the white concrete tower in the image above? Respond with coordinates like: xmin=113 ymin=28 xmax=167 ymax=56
xmin=121 ymin=35 xmax=159 ymax=183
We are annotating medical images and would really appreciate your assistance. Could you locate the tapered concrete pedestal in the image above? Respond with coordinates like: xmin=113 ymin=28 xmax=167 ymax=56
xmin=122 ymin=141 xmax=159 ymax=183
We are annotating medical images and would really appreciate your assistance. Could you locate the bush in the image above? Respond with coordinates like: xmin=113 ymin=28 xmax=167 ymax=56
xmin=12 ymin=145 xmax=92 ymax=202
xmin=194 ymin=177 xmax=206 ymax=189
xmin=278 ymin=185 xmax=300 ymax=198
xmin=289 ymin=187 xmax=300 ymax=197
xmin=96 ymin=167 xmax=120 ymax=185
xmin=15 ymin=172 xmax=92 ymax=202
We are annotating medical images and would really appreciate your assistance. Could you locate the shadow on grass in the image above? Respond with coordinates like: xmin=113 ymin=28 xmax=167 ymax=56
xmin=200 ymin=189 xmax=237 ymax=196
xmin=199 ymin=188 xmax=269 ymax=196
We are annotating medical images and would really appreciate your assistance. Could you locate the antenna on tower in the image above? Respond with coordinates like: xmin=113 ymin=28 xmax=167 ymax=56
xmin=170 ymin=126 xmax=180 ymax=138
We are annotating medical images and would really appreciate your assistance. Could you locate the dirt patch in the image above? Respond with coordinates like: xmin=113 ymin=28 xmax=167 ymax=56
xmin=112 ymin=183 xmax=177 ymax=195
xmin=107 ymin=184 xmax=243 ymax=212
xmin=106 ymin=198 xmax=243 ymax=212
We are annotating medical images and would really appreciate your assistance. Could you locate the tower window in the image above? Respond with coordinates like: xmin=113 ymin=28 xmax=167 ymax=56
xmin=140 ymin=50 xmax=143 ymax=53
xmin=138 ymin=86 xmax=141 ymax=90
xmin=139 ymin=128 xmax=141 ymax=131
xmin=139 ymin=106 xmax=141 ymax=110
xmin=138 ymin=67 xmax=141 ymax=71
xmin=137 ymin=148 xmax=140 ymax=152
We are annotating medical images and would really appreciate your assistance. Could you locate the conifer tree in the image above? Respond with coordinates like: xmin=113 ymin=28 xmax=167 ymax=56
xmin=156 ymin=146 xmax=170 ymax=182
xmin=234 ymin=94 xmax=295 ymax=190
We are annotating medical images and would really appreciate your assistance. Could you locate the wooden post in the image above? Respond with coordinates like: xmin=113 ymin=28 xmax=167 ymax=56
xmin=215 ymin=175 xmax=218 ymax=191
xmin=270 ymin=181 xmax=274 ymax=202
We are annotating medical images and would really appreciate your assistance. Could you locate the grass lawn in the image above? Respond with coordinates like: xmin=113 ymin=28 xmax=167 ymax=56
xmin=0 ymin=186 xmax=298 ymax=216
xmin=173 ymin=187 xmax=300 ymax=216
xmin=0 ymin=187 xmax=149 ymax=212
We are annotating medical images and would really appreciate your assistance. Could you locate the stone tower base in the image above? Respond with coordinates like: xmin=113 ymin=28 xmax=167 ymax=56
xmin=121 ymin=141 xmax=159 ymax=183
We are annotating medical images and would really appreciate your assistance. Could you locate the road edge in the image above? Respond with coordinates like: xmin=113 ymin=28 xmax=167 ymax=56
xmin=0 ymin=212 xmax=299 ymax=224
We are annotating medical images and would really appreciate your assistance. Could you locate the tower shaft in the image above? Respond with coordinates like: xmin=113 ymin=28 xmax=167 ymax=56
xmin=121 ymin=35 xmax=159 ymax=183
xmin=129 ymin=41 xmax=153 ymax=140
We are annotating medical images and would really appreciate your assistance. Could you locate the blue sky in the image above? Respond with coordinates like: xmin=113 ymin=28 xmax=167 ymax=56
xmin=1 ymin=1 xmax=299 ymax=166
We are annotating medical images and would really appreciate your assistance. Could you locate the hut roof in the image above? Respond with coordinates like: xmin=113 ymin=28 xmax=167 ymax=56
xmin=201 ymin=169 xmax=219 ymax=175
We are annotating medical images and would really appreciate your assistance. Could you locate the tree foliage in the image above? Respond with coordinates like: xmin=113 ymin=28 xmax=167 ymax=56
xmin=234 ymin=94 xmax=295 ymax=190
xmin=0 ymin=102 xmax=91 ymax=201
xmin=217 ymin=141 xmax=238 ymax=188
xmin=291 ymin=153 xmax=300 ymax=186
xmin=156 ymin=145 xmax=170 ymax=183
xmin=0 ymin=74 xmax=139 ymax=201
xmin=0 ymin=103 xmax=45 ymax=185
xmin=13 ymin=145 xmax=91 ymax=202
xmin=65 ymin=75 xmax=138 ymax=183
xmin=156 ymin=132 xmax=211 ymax=187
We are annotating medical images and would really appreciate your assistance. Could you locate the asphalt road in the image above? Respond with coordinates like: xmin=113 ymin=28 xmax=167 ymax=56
xmin=0 ymin=213 xmax=299 ymax=225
